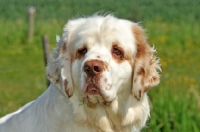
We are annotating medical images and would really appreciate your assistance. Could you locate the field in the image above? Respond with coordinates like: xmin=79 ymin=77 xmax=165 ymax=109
xmin=0 ymin=0 xmax=200 ymax=131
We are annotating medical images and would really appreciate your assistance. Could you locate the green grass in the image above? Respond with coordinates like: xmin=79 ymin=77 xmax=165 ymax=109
xmin=143 ymin=21 xmax=200 ymax=132
xmin=0 ymin=0 xmax=200 ymax=131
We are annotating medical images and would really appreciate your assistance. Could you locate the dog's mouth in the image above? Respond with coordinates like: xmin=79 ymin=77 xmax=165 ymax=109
xmin=82 ymin=80 xmax=112 ymax=108
xmin=82 ymin=77 xmax=101 ymax=96
xmin=86 ymin=83 xmax=101 ymax=96
xmin=82 ymin=82 xmax=101 ymax=100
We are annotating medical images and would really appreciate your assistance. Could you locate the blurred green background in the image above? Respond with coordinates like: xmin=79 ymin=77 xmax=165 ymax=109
xmin=0 ymin=0 xmax=199 ymax=131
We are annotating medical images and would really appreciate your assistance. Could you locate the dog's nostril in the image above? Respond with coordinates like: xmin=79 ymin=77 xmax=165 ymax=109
xmin=94 ymin=66 xmax=100 ymax=72
xmin=84 ymin=60 xmax=104 ymax=76
xmin=84 ymin=66 xmax=91 ymax=73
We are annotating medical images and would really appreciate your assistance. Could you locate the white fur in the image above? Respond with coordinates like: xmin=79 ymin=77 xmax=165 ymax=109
xmin=0 ymin=15 xmax=160 ymax=132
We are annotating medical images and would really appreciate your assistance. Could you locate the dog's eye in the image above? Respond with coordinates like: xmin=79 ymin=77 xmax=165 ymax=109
xmin=78 ymin=47 xmax=87 ymax=55
xmin=112 ymin=47 xmax=123 ymax=59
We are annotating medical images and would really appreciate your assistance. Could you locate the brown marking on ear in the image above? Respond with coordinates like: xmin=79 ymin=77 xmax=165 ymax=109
xmin=136 ymin=42 xmax=149 ymax=59
xmin=148 ymin=76 xmax=159 ymax=87
xmin=140 ymin=85 xmax=151 ymax=97
xmin=64 ymin=79 xmax=72 ymax=98
xmin=140 ymin=69 xmax=159 ymax=93
xmin=47 ymin=74 xmax=52 ymax=78
xmin=133 ymin=25 xmax=151 ymax=59
xmin=132 ymin=24 xmax=161 ymax=100
xmin=137 ymin=67 xmax=145 ymax=76
xmin=152 ymin=76 xmax=159 ymax=82
xmin=55 ymin=78 xmax=60 ymax=84
xmin=150 ymin=57 xmax=155 ymax=65
xmin=61 ymin=43 xmax=67 ymax=54
xmin=133 ymin=90 xmax=142 ymax=101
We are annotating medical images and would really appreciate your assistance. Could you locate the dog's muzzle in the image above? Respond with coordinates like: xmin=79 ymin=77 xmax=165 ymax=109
xmin=83 ymin=60 xmax=104 ymax=95
xmin=83 ymin=60 xmax=103 ymax=77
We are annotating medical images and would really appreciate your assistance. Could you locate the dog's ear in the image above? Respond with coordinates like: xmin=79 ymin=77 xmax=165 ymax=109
xmin=46 ymin=36 xmax=63 ymax=89
xmin=131 ymin=24 xmax=161 ymax=100
xmin=46 ymin=34 xmax=73 ymax=98
xmin=46 ymin=19 xmax=87 ymax=98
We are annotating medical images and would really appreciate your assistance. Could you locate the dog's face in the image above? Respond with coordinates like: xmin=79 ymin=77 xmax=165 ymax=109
xmin=46 ymin=15 xmax=161 ymax=108
xmin=70 ymin=23 xmax=136 ymax=107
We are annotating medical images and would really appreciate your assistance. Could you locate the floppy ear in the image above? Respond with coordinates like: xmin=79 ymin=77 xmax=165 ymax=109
xmin=46 ymin=34 xmax=73 ymax=98
xmin=46 ymin=18 xmax=86 ymax=97
xmin=132 ymin=24 xmax=161 ymax=100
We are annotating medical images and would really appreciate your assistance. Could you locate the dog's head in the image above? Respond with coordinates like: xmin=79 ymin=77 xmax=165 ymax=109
xmin=46 ymin=15 xmax=161 ymax=108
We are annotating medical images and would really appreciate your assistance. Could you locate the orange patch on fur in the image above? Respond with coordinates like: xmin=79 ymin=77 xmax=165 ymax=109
xmin=61 ymin=43 xmax=67 ymax=54
xmin=64 ymin=79 xmax=68 ymax=89
xmin=132 ymin=25 xmax=151 ymax=59
xmin=150 ymin=76 xmax=159 ymax=84
xmin=132 ymin=24 xmax=157 ymax=96
xmin=141 ymin=85 xmax=150 ymax=96
xmin=137 ymin=67 xmax=145 ymax=76
xmin=64 ymin=79 xmax=72 ymax=98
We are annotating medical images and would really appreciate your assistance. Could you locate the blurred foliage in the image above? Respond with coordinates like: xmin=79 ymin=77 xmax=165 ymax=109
xmin=0 ymin=0 xmax=199 ymax=132
xmin=0 ymin=0 xmax=200 ymax=22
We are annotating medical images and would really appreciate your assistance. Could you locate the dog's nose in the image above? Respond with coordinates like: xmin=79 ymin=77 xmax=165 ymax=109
xmin=84 ymin=60 xmax=103 ymax=76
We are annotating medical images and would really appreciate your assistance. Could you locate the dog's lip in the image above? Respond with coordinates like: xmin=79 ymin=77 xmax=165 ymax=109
xmin=86 ymin=83 xmax=100 ymax=95
xmin=82 ymin=79 xmax=113 ymax=107
xmin=82 ymin=78 xmax=101 ymax=95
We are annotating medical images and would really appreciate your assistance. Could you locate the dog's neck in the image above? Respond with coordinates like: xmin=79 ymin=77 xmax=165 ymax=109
xmin=69 ymin=88 xmax=149 ymax=132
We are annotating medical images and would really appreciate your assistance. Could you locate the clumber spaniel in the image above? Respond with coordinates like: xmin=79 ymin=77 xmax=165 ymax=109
xmin=0 ymin=15 xmax=161 ymax=132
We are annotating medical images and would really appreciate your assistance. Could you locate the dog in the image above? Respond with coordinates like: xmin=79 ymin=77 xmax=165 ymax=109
xmin=0 ymin=14 xmax=161 ymax=132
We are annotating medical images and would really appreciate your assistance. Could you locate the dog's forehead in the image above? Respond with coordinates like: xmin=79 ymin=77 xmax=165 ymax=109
xmin=70 ymin=17 xmax=136 ymax=54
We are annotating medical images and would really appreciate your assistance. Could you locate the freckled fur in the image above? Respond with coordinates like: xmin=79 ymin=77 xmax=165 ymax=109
xmin=132 ymin=25 xmax=161 ymax=100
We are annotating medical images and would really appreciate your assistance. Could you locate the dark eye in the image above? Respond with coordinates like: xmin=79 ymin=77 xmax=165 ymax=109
xmin=112 ymin=47 xmax=123 ymax=58
xmin=78 ymin=47 xmax=87 ymax=55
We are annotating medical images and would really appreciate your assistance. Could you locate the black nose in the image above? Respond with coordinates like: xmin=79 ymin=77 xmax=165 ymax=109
xmin=84 ymin=60 xmax=103 ymax=76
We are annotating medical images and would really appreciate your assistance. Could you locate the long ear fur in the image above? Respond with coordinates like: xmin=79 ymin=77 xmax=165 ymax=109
xmin=46 ymin=18 xmax=86 ymax=97
xmin=132 ymin=24 xmax=161 ymax=100
xmin=46 ymin=32 xmax=73 ymax=98
xmin=60 ymin=40 xmax=73 ymax=98
xmin=46 ymin=37 xmax=63 ymax=89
